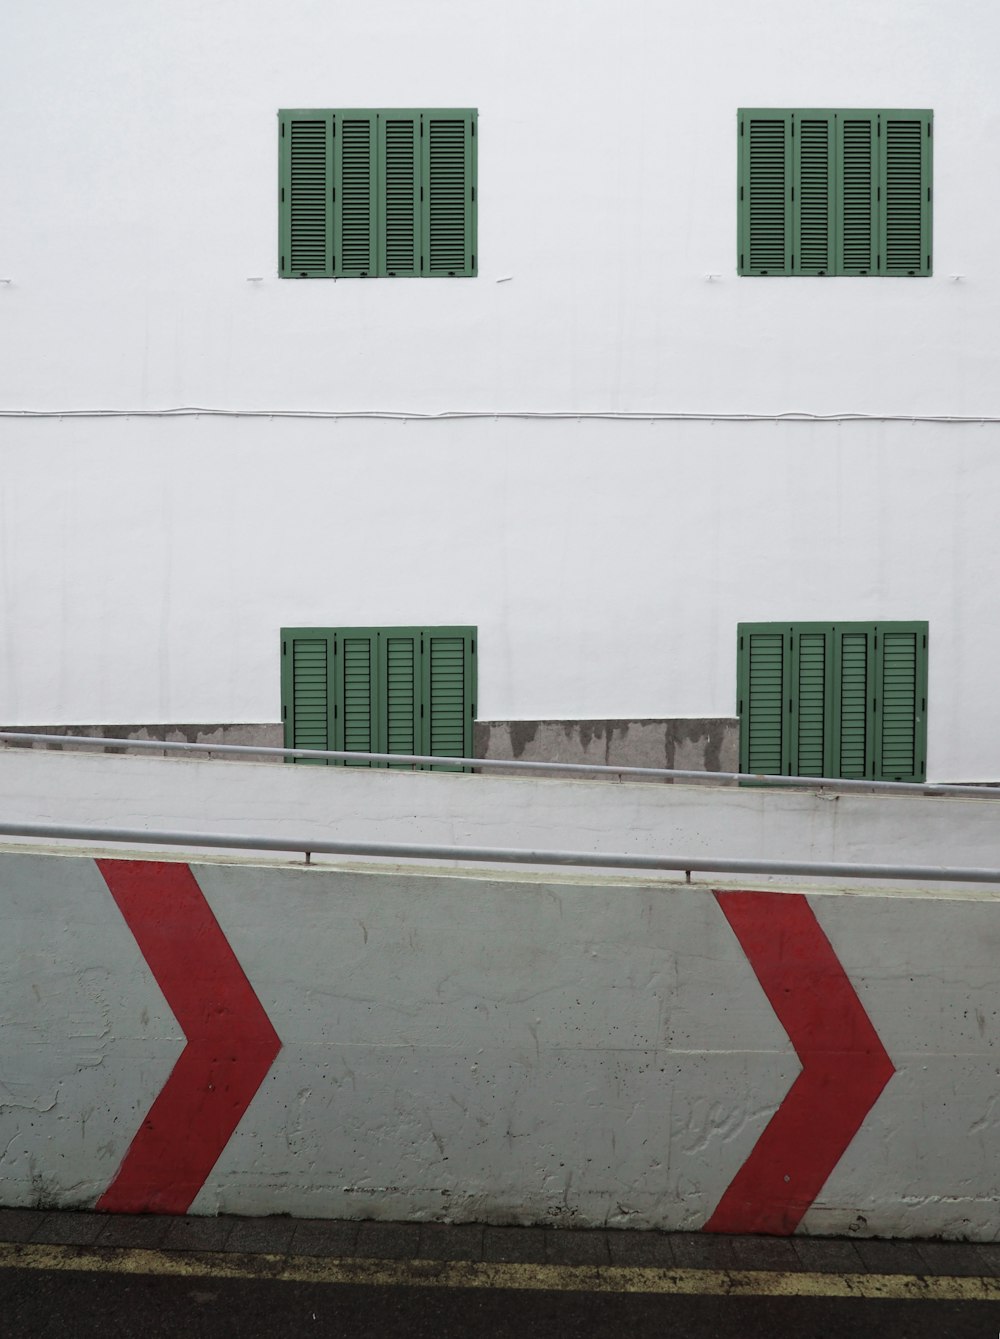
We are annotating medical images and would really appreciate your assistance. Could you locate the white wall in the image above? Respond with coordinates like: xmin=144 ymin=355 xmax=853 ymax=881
xmin=2 ymin=1 xmax=998 ymax=774
xmin=2 ymin=416 xmax=998 ymax=779
xmin=4 ymin=843 xmax=1000 ymax=1237
xmin=1 ymin=0 xmax=997 ymax=411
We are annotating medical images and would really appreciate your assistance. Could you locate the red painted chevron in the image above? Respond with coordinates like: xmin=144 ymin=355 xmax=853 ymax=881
xmin=95 ymin=859 xmax=281 ymax=1214
xmin=705 ymin=890 xmax=895 ymax=1235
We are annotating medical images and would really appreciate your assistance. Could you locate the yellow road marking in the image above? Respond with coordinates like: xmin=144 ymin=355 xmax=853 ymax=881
xmin=1 ymin=1242 xmax=999 ymax=1302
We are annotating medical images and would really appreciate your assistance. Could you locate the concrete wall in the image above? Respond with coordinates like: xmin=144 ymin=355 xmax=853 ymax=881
xmin=2 ymin=746 xmax=1000 ymax=883
xmin=3 ymin=843 xmax=1000 ymax=1239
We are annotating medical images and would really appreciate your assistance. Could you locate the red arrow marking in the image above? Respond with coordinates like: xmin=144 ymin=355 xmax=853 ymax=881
xmin=95 ymin=859 xmax=281 ymax=1214
xmin=705 ymin=890 xmax=894 ymax=1235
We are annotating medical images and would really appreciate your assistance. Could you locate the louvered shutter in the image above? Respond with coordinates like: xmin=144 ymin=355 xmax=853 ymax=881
xmin=737 ymin=625 xmax=790 ymax=774
xmin=421 ymin=110 xmax=477 ymax=277
xmin=880 ymin=112 xmax=932 ymax=276
xmin=279 ymin=112 xmax=334 ymax=277
xmin=833 ymin=628 xmax=872 ymax=778
xmin=790 ymin=627 xmax=832 ymax=775
xmin=380 ymin=628 xmax=421 ymax=766
xmin=335 ymin=628 xmax=379 ymax=764
xmin=334 ymin=111 xmax=378 ymax=277
xmin=794 ymin=113 xmax=835 ymax=275
xmin=379 ymin=114 xmax=421 ymax=276
xmin=739 ymin=112 xmax=792 ymax=275
xmin=835 ymin=113 xmax=879 ymax=274
xmin=874 ymin=623 xmax=927 ymax=781
xmin=421 ymin=627 xmax=476 ymax=770
xmin=281 ymin=630 xmax=335 ymax=762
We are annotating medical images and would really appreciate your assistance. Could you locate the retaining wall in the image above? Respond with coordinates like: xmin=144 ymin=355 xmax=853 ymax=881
xmin=2 ymin=845 xmax=999 ymax=1239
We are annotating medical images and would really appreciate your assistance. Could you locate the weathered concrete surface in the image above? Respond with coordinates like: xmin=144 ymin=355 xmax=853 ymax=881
xmin=0 ymin=725 xmax=285 ymax=761
xmin=1 ymin=745 xmax=999 ymax=884
xmin=475 ymin=719 xmax=739 ymax=777
xmin=2 ymin=848 xmax=1000 ymax=1238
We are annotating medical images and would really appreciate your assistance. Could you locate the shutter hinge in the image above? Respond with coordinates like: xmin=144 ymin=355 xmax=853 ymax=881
xmin=281 ymin=256 xmax=285 ymax=271
xmin=471 ymin=702 xmax=476 ymax=717
xmin=878 ymin=186 xmax=881 ymax=201
xmin=420 ymin=121 xmax=424 ymax=137
xmin=788 ymin=699 xmax=792 ymax=713
xmin=791 ymin=186 xmax=794 ymax=201
xmin=471 ymin=639 xmax=475 ymax=654
xmin=471 ymin=185 xmax=475 ymax=202
xmin=282 ymin=641 xmax=287 ymax=656
xmin=738 ymin=698 xmax=743 ymax=715
xmin=420 ymin=186 xmax=424 ymax=202
xmin=334 ymin=705 xmax=338 ymax=718
xmin=420 ymin=256 xmax=424 ymax=272
xmin=420 ymin=704 xmax=425 ymax=718
xmin=281 ymin=188 xmax=285 ymax=202
xmin=282 ymin=705 xmax=287 ymax=720
xmin=281 ymin=122 xmax=285 ymax=138
xmin=740 ymin=119 xmax=744 ymax=137
xmin=332 ymin=187 xmax=336 ymax=201
xmin=471 ymin=119 xmax=475 ymax=136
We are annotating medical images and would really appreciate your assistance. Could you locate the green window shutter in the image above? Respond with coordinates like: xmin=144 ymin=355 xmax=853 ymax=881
xmin=789 ymin=627 xmax=832 ymax=775
xmin=834 ymin=628 xmax=872 ymax=778
xmin=379 ymin=114 xmax=421 ymax=276
xmin=421 ymin=110 xmax=477 ymax=277
xmin=336 ymin=628 xmax=379 ymax=764
xmin=737 ymin=625 xmax=790 ymax=774
xmin=421 ymin=627 xmax=476 ymax=771
xmin=738 ymin=111 xmax=792 ymax=275
xmin=836 ymin=112 xmax=878 ymax=274
xmin=334 ymin=111 xmax=378 ymax=277
xmin=281 ymin=629 xmax=335 ymax=762
xmin=874 ymin=623 xmax=928 ymax=781
xmin=279 ymin=112 xmax=334 ymax=277
xmin=793 ymin=113 xmax=835 ymax=275
xmin=380 ymin=628 xmax=421 ymax=765
xmin=880 ymin=112 xmax=933 ymax=276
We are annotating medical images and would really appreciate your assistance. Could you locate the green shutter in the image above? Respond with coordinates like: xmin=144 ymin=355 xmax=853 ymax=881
xmin=836 ymin=112 xmax=879 ymax=274
xmin=281 ymin=629 xmax=335 ymax=762
xmin=739 ymin=111 xmax=792 ymax=275
xmin=336 ymin=629 xmax=379 ymax=764
xmin=793 ymin=113 xmax=835 ymax=275
xmin=874 ymin=623 xmax=928 ymax=781
xmin=739 ymin=622 xmax=928 ymax=782
xmin=279 ymin=112 xmax=334 ymax=277
xmin=334 ymin=111 xmax=378 ymax=277
xmin=379 ymin=113 xmax=421 ymax=276
xmin=880 ymin=111 xmax=932 ymax=276
xmin=421 ymin=627 xmax=476 ymax=770
xmin=380 ymin=628 xmax=421 ymax=765
xmin=834 ymin=629 xmax=872 ymax=778
xmin=738 ymin=625 xmax=790 ymax=774
xmin=790 ymin=627 xmax=831 ymax=775
xmin=421 ymin=110 xmax=477 ymax=277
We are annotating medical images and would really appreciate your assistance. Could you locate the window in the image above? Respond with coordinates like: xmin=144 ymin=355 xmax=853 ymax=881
xmin=278 ymin=109 xmax=477 ymax=278
xmin=281 ymin=626 xmax=477 ymax=770
xmin=738 ymin=109 xmax=932 ymax=276
xmin=737 ymin=622 xmax=928 ymax=781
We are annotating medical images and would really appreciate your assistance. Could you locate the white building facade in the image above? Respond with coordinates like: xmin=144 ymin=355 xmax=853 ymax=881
xmin=2 ymin=0 xmax=998 ymax=781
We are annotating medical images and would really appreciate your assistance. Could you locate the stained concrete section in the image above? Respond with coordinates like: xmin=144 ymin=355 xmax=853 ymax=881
xmin=0 ymin=724 xmax=285 ymax=761
xmin=475 ymin=718 xmax=739 ymax=777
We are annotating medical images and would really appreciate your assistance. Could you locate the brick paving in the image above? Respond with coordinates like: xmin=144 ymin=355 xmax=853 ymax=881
xmin=0 ymin=1208 xmax=994 ymax=1276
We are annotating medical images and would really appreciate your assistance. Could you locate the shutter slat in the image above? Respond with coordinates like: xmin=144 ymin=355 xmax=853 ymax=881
xmin=883 ymin=114 xmax=932 ymax=275
xmin=335 ymin=113 xmax=377 ymax=277
xmin=283 ymin=115 xmax=333 ymax=277
xmin=423 ymin=113 xmax=476 ymax=276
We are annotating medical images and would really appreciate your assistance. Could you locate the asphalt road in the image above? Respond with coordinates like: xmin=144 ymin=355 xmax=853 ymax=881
xmin=3 ymin=1266 xmax=1000 ymax=1338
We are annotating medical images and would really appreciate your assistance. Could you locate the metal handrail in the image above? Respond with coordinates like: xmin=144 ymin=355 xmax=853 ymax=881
xmin=0 ymin=730 xmax=997 ymax=800
xmin=0 ymin=817 xmax=999 ymax=885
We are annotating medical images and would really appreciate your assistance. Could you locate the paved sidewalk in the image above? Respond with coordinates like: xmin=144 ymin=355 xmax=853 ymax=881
xmin=1 ymin=1208 xmax=998 ymax=1278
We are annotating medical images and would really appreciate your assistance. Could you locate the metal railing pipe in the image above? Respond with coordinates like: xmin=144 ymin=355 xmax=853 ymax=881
xmin=0 ymin=818 xmax=999 ymax=885
xmin=0 ymin=731 xmax=996 ymax=800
